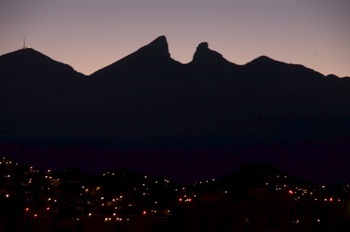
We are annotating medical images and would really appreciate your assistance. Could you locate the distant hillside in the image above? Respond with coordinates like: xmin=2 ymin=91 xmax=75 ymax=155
xmin=1 ymin=36 xmax=350 ymax=184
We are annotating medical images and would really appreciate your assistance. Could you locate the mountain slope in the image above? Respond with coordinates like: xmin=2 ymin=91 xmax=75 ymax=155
xmin=0 ymin=37 xmax=350 ymax=184
xmin=0 ymin=48 xmax=87 ymax=140
xmin=185 ymin=42 xmax=239 ymax=77
xmin=242 ymin=55 xmax=324 ymax=81
xmin=0 ymin=48 xmax=84 ymax=79
xmin=91 ymin=36 xmax=183 ymax=79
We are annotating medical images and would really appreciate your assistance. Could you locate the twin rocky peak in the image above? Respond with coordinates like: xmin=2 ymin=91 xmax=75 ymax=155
xmin=91 ymin=36 xmax=329 ymax=80
xmin=91 ymin=35 xmax=237 ymax=78
xmin=123 ymin=35 xmax=225 ymax=63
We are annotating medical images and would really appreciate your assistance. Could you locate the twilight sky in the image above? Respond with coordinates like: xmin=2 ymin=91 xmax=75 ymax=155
xmin=1 ymin=0 xmax=349 ymax=77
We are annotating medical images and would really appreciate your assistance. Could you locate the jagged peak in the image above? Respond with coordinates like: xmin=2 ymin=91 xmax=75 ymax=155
xmin=196 ymin=42 xmax=209 ymax=51
xmin=149 ymin=35 xmax=168 ymax=46
xmin=192 ymin=42 xmax=225 ymax=63
xmin=135 ymin=35 xmax=170 ymax=58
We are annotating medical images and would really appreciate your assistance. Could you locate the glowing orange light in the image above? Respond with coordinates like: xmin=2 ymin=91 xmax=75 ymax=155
xmin=25 ymin=208 xmax=29 ymax=212
xmin=179 ymin=198 xmax=183 ymax=202
xmin=46 ymin=207 xmax=50 ymax=211
xmin=329 ymin=197 xmax=333 ymax=202
xmin=142 ymin=211 xmax=147 ymax=215
xmin=288 ymin=190 xmax=294 ymax=195
xmin=34 ymin=214 xmax=38 ymax=218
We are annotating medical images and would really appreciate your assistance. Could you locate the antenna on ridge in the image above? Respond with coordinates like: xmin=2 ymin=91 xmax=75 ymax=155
xmin=23 ymin=36 xmax=27 ymax=49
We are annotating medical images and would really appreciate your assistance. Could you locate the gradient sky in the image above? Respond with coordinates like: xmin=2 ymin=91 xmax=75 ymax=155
xmin=1 ymin=0 xmax=349 ymax=77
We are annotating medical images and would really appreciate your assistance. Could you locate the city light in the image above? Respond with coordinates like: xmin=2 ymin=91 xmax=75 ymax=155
xmin=0 ymin=155 xmax=347 ymax=230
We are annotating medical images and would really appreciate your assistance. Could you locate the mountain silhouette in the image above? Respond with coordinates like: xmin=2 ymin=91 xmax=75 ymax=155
xmin=192 ymin=42 xmax=226 ymax=63
xmin=186 ymin=42 xmax=239 ymax=77
xmin=0 ymin=48 xmax=87 ymax=140
xmin=1 ymin=36 xmax=350 ymax=184
xmin=0 ymin=48 xmax=84 ymax=78
xmin=91 ymin=36 xmax=182 ymax=79
xmin=242 ymin=55 xmax=324 ymax=81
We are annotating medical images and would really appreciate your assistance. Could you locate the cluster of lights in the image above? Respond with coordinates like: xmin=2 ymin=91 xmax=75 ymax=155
xmin=178 ymin=197 xmax=192 ymax=203
xmin=102 ymin=171 xmax=116 ymax=177
xmin=285 ymin=184 xmax=344 ymax=203
xmin=104 ymin=216 xmax=125 ymax=222
xmin=292 ymin=219 xmax=300 ymax=225
xmin=29 ymin=166 xmax=39 ymax=173
xmin=1 ymin=154 xmax=349 ymax=226
xmin=0 ymin=157 xmax=17 ymax=166
xmin=2 ymin=155 xmax=196 ymax=223
xmin=194 ymin=178 xmax=216 ymax=186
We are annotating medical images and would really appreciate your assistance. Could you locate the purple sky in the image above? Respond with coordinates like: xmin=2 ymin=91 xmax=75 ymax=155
xmin=1 ymin=0 xmax=349 ymax=77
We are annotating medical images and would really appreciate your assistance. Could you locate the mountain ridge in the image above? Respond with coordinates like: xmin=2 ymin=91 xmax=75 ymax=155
xmin=91 ymin=36 xmax=182 ymax=79
xmin=0 ymin=48 xmax=85 ymax=78
xmin=1 ymin=36 xmax=350 ymax=184
xmin=0 ymin=36 xmax=345 ymax=79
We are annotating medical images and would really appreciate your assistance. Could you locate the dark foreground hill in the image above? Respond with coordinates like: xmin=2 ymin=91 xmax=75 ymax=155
xmin=1 ymin=36 xmax=350 ymax=184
